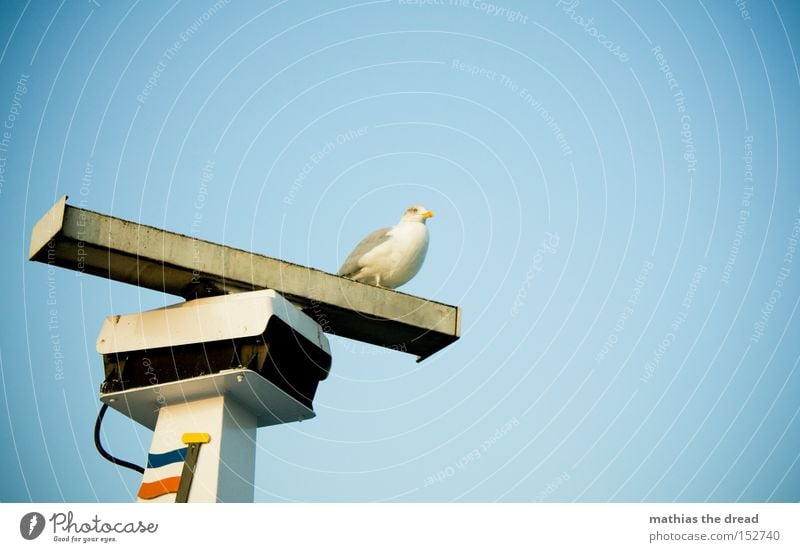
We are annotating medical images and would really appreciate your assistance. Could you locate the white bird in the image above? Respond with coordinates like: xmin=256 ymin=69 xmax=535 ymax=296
xmin=338 ymin=205 xmax=434 ymax=289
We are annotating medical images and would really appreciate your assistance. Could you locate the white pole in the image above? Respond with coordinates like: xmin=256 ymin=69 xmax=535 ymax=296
xmin=137 ymin=396 xmax=256 ymax=503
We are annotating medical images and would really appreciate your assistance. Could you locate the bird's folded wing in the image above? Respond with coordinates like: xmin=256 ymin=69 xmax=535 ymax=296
xmin=338 ymin=227 xmax=392 ymax=277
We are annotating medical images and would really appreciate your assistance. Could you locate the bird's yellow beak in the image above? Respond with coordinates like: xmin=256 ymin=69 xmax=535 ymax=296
xmin=422 ymin=211 xmax=434 ymax=218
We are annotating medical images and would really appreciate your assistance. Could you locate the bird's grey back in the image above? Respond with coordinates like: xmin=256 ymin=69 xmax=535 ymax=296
xmin=337 ymin=227 xmax=392 ymax=277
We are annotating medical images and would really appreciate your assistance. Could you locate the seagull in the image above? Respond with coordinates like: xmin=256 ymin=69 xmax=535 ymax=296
xmin=338 ymin=205 xmax=434 ymax=289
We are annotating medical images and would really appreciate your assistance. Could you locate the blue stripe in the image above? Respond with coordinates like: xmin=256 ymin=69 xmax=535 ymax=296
xmin=147 ymin=447 xmax=187 ymax=469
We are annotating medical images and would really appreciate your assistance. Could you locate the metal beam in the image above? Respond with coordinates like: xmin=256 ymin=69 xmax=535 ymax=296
xmin=29 ymin=196 xmax=461 ymax=361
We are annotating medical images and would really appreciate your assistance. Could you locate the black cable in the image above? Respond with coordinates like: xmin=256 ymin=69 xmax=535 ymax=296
xmin=94 ymin=403 xmax=145 ymax=474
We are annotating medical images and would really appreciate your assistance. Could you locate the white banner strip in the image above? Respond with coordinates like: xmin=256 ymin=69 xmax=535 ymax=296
xmin=2 ymin=503 xmax=798 ymax=551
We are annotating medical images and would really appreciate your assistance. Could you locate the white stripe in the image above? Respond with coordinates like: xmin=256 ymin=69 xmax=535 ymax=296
xmin=141 ymin=462 xmax=182 ymax=484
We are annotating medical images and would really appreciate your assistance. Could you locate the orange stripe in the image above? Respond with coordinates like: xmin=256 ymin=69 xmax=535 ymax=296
xmin=137 ymin=476 xmax=181 ymax=500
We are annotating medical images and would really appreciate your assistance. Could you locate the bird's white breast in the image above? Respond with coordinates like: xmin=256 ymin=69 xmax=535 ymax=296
xmin=360 ymin=221 xmax=429 ymax=288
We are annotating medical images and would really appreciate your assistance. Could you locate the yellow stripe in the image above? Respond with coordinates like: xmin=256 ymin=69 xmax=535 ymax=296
xmin=182 ymin=432 xmax=211 ymax=444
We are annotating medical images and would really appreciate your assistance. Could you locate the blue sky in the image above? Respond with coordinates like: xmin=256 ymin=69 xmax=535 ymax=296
xmin=1 ymin=0 xmax=799 ymax=502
